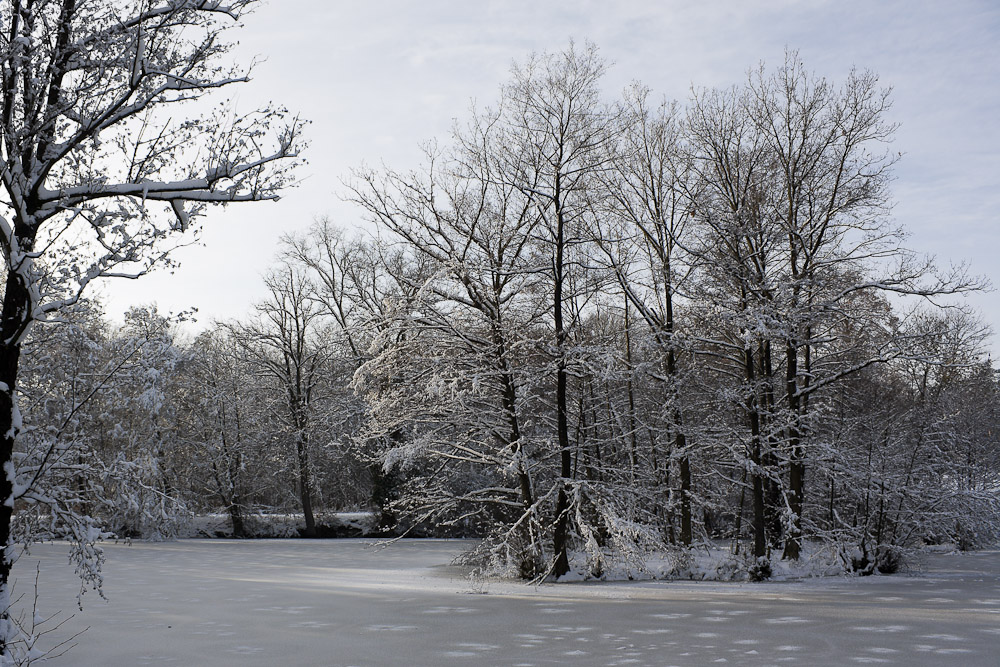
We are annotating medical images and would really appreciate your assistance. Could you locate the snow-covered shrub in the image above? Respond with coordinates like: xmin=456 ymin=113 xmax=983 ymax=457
xmin=97 ymin=454 xmax=190 ymax=541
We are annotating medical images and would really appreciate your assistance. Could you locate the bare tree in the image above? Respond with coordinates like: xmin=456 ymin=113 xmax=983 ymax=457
xmin=495 ymin=42 xmax=619 ymax=577
xmin=176 ymin=327 xmax=265 ymax=538
xmin=283 ymin=219 xmax=430 ymax=531
xmin=283 ymin=219 xmax=379 ymax=366
xmin=683 ymin=53 xmax=982 ymax=562
xmin=349 ymin=44 xmax=691 ymax=579
xmin=228 ymin=267 xmax=326 ymax=537
xmin=684 ymin=79 xmax=780 ymax=561
xmin=592 ymin=87 xmax=697 ymax=545
xmin=349 ymin=135 xmax=549 ymax=572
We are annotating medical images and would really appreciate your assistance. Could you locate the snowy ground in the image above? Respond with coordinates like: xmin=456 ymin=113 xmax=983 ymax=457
xmin=11 ymin=539 xmax=1000 ymax=666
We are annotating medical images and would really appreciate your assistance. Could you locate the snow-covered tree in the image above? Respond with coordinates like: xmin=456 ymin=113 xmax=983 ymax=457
xmin=226 ymin=267 xmax=328 ymax=536
xmin=339 ymin=44 xmax=995 ymax=580
xmin=681 ymin=52 xmax=982 ymax=561
xmin=350 ymin=139 xmax=550 ymax=571
xmin=0 ymin=0 xmax=302 ymax=654
xmin=285 ymin=221 xmax=445 ymax=533
xmin=9 ymin=300 xmax=190 ymax=638
xmin=172 ymin=325 xmax=287 ymax=537
xmin=591 ymin=86 xmax=698 ymax=545
xmin=91 ymin=306 xmax=189 ymax=541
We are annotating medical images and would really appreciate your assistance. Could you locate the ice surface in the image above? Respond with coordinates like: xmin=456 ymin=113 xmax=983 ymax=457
xmin=11 ymin=540 xmax=1000 ymax=666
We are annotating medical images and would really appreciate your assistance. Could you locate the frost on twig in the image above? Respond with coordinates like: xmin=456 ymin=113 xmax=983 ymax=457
xmin=1 ymin=563 xmax=82 ymax=667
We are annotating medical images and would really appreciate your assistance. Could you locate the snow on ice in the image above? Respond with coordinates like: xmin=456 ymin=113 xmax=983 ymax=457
xmin=8 ymin=540 xmax=1000 ymax=666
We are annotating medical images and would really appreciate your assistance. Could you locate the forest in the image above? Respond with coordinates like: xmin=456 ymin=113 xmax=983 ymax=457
xmin=11 ymin=43 xmax=999 ymax=591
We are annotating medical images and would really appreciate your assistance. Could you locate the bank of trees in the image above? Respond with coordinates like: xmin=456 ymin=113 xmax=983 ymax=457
xmin=7 ymin=44 xmax=998 ymax=611
xmin=339 ymin=44 xmax=997 ymax=578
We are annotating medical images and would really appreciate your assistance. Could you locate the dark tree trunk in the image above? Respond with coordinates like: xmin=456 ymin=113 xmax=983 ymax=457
xmin=296 ymin=431 xmax=316 ymax=537
xmin=491 ymin=319 xmax=537 ymax=575
xmin=229 ymin=502 xmax=246 ymax=538
xmin=0 ymin=243 xmax=34 ymax=648
xmin=368 ymin=461 xmax=398 ymax=533
xmin=494 ymin=325 xmax=533 ymax=512
xmin=551 ymin=198 xmax=572 ymax=578
xmin=679 ymin=441 xmax=692 ymax=546
xmin=758 ymin=340 xmax=783 ymax=547
xmin=665 ymin=339 xmax=692 ymax=547
xmin=228 ymin=449 xmax=246 ymax=538
xmin=552 ymin=482 xmax=571 ymax=576
xmin=211 ymin=457 xmax=246 ymax=538
xmin=744 ymin=344 xmax=767 ymax=559
xmin=783 ymin=340 xmax=804 ymax=560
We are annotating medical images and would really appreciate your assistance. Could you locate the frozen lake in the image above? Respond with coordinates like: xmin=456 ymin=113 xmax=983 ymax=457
xmin=12 ymin=539 xmax=1000 ymax=666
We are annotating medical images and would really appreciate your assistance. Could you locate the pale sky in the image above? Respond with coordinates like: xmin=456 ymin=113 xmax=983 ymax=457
xmin=100 ymin=0 xmax=1000 ymax=355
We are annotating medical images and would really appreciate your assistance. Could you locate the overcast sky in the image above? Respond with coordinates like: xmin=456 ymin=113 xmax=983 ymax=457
xmin=100 ymin=0 xmax=1000 ymax=354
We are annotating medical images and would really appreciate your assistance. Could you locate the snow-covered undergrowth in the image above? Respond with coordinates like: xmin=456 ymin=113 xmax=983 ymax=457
xmin=552 ymin=541 xmax=851 ymax=583
xmin=181 ymin=511 xmax=378 ymax=539
xmin=460 ymin=534 xmax=912 ymax=585
xmin=9 ymin=539 xmax=1000 ymax=666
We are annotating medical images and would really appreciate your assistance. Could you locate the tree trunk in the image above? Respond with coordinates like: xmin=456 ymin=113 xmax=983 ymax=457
xmin=551 ymin=360 xmax=573 ymax=575
xmin=782 ymin=339 xmax=804 ymax=560
xmin=0 ymin=264 xmax=32 ymax=654
xmin=229 ymin=501 xmax=246 ymax=538
xmin=665 ymin=339 xmax=692 ymax=547
xmin=551 ymin=199 xmax=572 ymax=578
xmin=678 ymin=434 xmax=692 ymax=546
xmin=368 ymin=461 xmax=398 ymax=533
xmin=228 ymin=448 xmax=246 ymax=538
xmin=744 ymin=344 xmax=767 ymax=559
xmin=296 ymin=431 xmax=316 ymax=537
xmin=759 ymin=340 xmax=783 ymax=548
xmin=0 ymin=381 xmax=16 ymax=651
xmin=494 ymin=325 xmax=533 ymax=512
